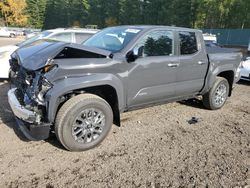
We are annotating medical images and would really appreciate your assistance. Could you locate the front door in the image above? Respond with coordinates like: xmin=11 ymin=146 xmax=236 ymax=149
xmin=127 ymin=30 xmax=179 ymax=108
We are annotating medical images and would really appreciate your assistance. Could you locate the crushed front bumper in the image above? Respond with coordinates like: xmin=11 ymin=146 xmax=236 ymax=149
xmin=8 ymin=88 xmax=37 ymax=123
xmin=8 ymin=88 xmax=51 ymax=140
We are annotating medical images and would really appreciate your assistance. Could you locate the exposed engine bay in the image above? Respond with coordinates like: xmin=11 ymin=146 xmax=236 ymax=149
xmin=9 ymin=53 xmax=53 ymax=124
xmin=8 ymin=42 xmax=111 ymax=125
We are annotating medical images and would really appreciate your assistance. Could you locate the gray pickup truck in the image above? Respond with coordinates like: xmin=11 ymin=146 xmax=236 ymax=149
xmin=8 ymin=26 xmax=242 ymax=151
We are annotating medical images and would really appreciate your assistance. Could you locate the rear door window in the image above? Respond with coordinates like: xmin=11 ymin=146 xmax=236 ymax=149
xmin=179 ymin=32 xmax=198 ymax=55
xmin=134 ymin=30 xmax=174 ymax=57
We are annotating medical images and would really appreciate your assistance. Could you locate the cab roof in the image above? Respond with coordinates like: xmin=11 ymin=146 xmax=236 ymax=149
xmin=108 ymin=25 xmax=201 ymax=33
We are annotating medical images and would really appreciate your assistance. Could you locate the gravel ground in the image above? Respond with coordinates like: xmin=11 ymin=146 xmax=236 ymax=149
xmin=0 ymin=38 xmax=249 ymax=188
xmin=0 ymin=80 xmax=249 ymax=188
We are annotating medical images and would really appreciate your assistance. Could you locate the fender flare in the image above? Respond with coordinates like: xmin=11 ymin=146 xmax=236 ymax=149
xmin=201 ymin=63 xmax=236 ymax=94
xmin=45 ymin=74 xmax=125 ymax=123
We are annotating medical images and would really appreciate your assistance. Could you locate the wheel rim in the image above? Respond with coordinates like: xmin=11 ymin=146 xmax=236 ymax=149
xmin=213 ymin=83 xmax=227 ymax=106
xmin=72 ymin=108 xmax=106 ymax=144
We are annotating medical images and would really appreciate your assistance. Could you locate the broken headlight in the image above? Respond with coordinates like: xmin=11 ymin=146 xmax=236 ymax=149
xmin=37 ymin=77 xmax=53 ymax=103
xmin=43 ymin=64 xmax=57 ymax=73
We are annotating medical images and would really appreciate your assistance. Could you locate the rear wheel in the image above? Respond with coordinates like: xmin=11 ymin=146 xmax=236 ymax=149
xmin=203 ymin=77 xmax=229 ymax=110
xmin=55 ymin=94 xmax=113 ymax=151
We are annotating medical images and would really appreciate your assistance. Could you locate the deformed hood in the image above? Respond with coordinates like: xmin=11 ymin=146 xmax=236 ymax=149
xmin=14 ymin=39 xmax=112 ymax=71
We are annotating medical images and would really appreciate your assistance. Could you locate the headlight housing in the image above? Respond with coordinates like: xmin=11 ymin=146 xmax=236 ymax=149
xmin=36 ymin=64 xmax=57 ymax=104
xmin=42 ymin=64 xmax=58 ymax=73
xmin=37 ymin=77 xmax=53 ymax=103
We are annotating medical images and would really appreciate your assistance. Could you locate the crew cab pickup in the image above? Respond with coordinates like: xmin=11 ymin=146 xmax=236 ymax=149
xmin=8 ymin=26 xmax=242 ymax=151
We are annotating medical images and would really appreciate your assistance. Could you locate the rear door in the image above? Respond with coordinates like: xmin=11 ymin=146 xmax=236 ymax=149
xmin=127 ymin=29 xmax=179 ymax=108
xmin=175 ymin=31 xmax=209 ymax=96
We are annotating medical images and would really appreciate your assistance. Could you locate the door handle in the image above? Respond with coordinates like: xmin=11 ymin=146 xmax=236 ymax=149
xmin=168 ymin=63 xmax=179 ymax=68
xmin=198 ymin=61 xmax=206 ymax=65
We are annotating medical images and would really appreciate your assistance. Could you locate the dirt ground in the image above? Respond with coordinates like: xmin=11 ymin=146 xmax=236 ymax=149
xmin=0 ymin=81 xmax=249 ymax=188
xmin=0 ymin=38 xmax=249 ymax=187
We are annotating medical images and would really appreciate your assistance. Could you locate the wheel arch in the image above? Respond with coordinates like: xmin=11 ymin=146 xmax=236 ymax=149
xmin=217 ymin=70 xmax=234 ymax=96
xmin=46 ymin=75 xmax=125 ymax=127
xmin=202 ymin=65 xmax=236 ymax=97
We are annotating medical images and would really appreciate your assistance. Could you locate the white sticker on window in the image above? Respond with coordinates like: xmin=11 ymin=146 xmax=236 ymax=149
xmin=125 ymin=29 xmax=141 ymax=33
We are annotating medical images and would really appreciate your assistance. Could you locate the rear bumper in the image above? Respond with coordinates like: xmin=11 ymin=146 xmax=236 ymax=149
xmin=8 ymin=88 xmax=51 ymax=140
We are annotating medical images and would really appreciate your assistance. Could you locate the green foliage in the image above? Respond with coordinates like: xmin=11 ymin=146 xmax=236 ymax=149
xmin=26 ymin=0 xmax=47 ymax=28
xmin=43 ymin=0 xmax=90 ymax=29
xmin=2 ymin=0 xmax=250 ymax=29
xmin=0 ymin=0 xmax=28 ymax=27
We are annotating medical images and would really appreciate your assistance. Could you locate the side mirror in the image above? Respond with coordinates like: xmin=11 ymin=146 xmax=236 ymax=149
xmin=137 ymin=46 xmax=144 ymax=57
xmin=126 ymin=50 xmax=138 ymax=63
xmin=126 ymin=46 xmax=144 ymax=63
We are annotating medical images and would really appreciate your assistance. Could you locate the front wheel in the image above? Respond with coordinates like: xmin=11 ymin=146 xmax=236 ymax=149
xmin=55 ymin=94 xmax=113 ymax=152
xmin=203 ymin=77 xmax=229 ymax=110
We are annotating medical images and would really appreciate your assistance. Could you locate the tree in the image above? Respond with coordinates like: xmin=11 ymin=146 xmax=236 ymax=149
xmin=16 ymin=0 xmax=250 ymax=29
xmin=119 ymin=0 xmax=142 ymax=25
xmin=87 ymin=0 xmax=106 ymax=27
xmin=105 ymin=17 xmax=118 ymax=26
xmin=26 ymin=0 xmax=47 ymax=28
xmin=225 ymin=0 xmax=250 ymax=28
xmin=0 ymin=11 xmax=4 ymax=26
xmin=0 ymin=0 xmax=28 ymax=26
xmin=43 ymin=0 xmax=90 ymax=29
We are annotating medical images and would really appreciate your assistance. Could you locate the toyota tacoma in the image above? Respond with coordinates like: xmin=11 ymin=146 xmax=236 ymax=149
xmin=8 ymin=26 xmax=242 ymax=151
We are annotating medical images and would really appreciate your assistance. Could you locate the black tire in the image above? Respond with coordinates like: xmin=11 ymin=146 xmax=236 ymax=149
xmin=55 ymin=94 xmax=113 ymax=151
xmin=9 ymin=33 xmax=15 ymax=38
xmin=203 ymin=77 xmax=229 ymax=110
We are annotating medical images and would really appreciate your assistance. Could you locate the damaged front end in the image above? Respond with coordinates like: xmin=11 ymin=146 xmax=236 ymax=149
xmin=7 ymin=40 xmax=113 ymax=141
xmin=8 ymin=54 xmax=52 ymax=140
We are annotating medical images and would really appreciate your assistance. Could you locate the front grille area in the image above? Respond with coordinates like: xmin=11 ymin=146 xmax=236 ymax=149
xmin=13 ymin=66 xmax=29 ymax=92
xmin=15 ymin=88 xmax=25 ymax=106
xmin=17 ymin=67 xmax=34 ymax=90
xmin=9 ymin=54 xmax=47 ymax=123
xmin=9 ymin=55 xmax=37 ymax=105
xmin=9 ymin=54 xmax=19 ymax=72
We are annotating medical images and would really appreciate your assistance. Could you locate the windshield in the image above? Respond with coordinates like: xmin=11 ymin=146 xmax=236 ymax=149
xmin=17 ymin=31 xmax=52 ymax=47
xmin=83 ymin=27 xmax=142 ymax=52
